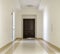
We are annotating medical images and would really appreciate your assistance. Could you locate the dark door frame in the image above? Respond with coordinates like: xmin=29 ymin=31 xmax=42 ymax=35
xmin=23 ymin=19 xmax=35 ymax=39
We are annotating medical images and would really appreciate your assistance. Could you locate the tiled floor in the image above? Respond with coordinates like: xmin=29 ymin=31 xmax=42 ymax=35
xmin=0 ymin=39 xmax=60 ymax=54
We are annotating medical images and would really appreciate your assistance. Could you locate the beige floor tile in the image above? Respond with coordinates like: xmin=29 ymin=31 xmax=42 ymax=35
xmin=1 ymin=39 xmax=59 ymax=54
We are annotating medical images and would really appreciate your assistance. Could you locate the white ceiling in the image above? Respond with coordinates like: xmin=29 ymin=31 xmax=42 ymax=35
xmin=14 ymin=0 xmax=46 ymax=10
xmin=19 ymin=0 xmax=41 ymax=8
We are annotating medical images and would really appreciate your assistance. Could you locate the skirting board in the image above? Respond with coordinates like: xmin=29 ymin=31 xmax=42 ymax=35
xmin=43 ymin=39 xmax=60 ymax=52
xmin=15 ymin=38 xmax=23 ymax=41
xmin=15 ymin=38 xmax=43 ymax=40
xmin=35 ymin=38 xmax=43 ymax=40
xmin=0 ymin=41 xmax=13 ymax=52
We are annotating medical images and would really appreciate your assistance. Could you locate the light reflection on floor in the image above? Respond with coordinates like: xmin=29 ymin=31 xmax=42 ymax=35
xmin=0 ymin=39 xmax=60 ymax=54
xmin=14 ymin=40 xmax=48 ymax=54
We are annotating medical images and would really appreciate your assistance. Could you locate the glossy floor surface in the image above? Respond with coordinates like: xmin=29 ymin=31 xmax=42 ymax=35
xmin=0 ymin=39 xmax=60 ymax=54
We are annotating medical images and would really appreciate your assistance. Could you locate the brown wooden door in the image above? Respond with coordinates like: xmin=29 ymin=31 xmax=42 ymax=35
xmin=23 ymin=19 xmax=35 ymax=39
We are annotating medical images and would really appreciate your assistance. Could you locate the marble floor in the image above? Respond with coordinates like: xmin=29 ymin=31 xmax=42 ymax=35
xmin=0 ymin=39 xmax=60 ymax=54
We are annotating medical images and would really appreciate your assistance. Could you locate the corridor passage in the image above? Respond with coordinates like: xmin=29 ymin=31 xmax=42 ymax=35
xmin=1 ymin=39 xmax=59 ymax=54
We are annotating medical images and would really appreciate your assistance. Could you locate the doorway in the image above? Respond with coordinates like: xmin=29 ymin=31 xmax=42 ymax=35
xmin=23 ymin=19 xmax=35 ymax=39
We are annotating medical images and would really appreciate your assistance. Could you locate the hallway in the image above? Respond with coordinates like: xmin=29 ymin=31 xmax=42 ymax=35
xmin=0 ymin=0 xmax=60 ymax=54
xmin=1 ymin=39 xmax=59 ymax=54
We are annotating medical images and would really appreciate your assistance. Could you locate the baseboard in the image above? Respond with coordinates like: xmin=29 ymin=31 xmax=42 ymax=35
xmin=0 ymin=41 xmax=13 ymax=52
xmin=15 ymin=38 xmax=23 ymax=41
xmin=35 ymin=38 xmax=43 ymax=40
xmin=43 ymin=40 xmax=60 ymax=52
xmin=15 ymin=37 xmax=43 ymax=40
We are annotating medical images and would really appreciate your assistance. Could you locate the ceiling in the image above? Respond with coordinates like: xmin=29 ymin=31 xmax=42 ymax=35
xmin=14 ymin=0 xmax=46 ymax=10
xmin=19 ymin=0 xmax=41 ymax=8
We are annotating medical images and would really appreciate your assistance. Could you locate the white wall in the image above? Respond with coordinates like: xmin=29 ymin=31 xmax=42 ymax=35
xmin=43 ymin=0 xmax=60 ymax=48
xmin=0 ymin=0 xmax=15 ymax=48
xmin=1 ymin=0 xmax=60 ymax=49
xmin=15 ymin=7 xmax=43 ymax=38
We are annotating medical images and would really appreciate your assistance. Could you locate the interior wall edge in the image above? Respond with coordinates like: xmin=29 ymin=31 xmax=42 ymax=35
xmin=15 ymin=37 xmax=23 ymax=41
xmin=43 ymin=39 xmax=60 ymax=52
xmin=0 ymin=41 xmax=13 ymax=52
